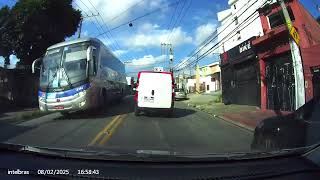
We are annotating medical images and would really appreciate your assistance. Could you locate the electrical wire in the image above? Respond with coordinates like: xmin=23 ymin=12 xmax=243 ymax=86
xmin=179 ymin=7 xmax=264 ymax=70
xmin=74 ymin=1 xmax=118 ymax=53
xmin=174 ymin=0 xmax=267 ymax=71
xmin=167 ymin=0 xmax=192 ymax=42
xmin=174 ymin=0 xmax=262 ymax=69
xmin=165 ymin=0 xmax=181 ymax=36
xmin=95 ymin=0 xmax=180 ymax=37
xmin=86 ymin=0 xmax=135 ymax=61
xmin=107 ymin=0 xmax=145 ymax=23
xmin=78 ymin=0 xmax=131 ymax=61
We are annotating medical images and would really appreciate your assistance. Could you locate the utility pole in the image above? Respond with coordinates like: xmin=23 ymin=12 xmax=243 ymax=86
xmin=278 ymin=0 xmax=305 ymax=109
xmin=195 ymin=55 xmax=200 ymax=94
xmin=78 ymin=13 xmax=99 ymax=38
xmin=161 ymin=43 xmax=173 ymax=72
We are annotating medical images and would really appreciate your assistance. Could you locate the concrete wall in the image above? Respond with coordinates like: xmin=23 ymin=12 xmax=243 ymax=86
xmin=187 ymin=75 xmax=220 ymax=93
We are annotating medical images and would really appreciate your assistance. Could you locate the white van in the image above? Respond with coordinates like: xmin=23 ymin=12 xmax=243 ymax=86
xmin=134 ymin=70 xmax=175 ymax=116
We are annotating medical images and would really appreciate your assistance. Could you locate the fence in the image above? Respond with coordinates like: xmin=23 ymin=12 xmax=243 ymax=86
xmin=0 ymin=68 xmax=39 ymax=107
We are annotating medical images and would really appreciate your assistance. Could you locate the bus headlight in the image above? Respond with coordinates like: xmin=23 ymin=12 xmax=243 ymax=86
xmin=79 ymin=100 xmax=86 ymax=107
xmin=39 ymin=97 xmax=45 ymax=102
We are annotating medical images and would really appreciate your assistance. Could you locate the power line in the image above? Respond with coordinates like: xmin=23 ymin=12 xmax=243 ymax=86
xmin=86 ymin=0 xmax=134 ymax=61
xmin=175 ymin=0 xmax=266 ymax=70
xmin=165 ymin=0 xmax=181 ymax=35
xmin=95 ymin=0 xmax=180 ymax=37
xmin=176 ymin=0 xmax=270 ymax=71
xmin=108 ymin=0 xmax=145 ymax=23
xmin=165 ymin=0 xmax=184 ymax=42
xmin=167 ymin=0 xmax=192 ymax=42
xmin=174 ymin=0 xmax=261 ymax=69
xmin=78 ymin=0 xmax=130 ymax=61
xmin=74 ymin=1 xmax=118 ymax=53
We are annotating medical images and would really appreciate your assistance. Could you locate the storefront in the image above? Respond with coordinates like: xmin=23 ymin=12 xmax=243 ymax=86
xmin=253 ymin=26 xmax=297 ymax=112
xmin=311 ymin=66 xmax=320 ymax=100
xmin=220 ymin=37 xmax=261 ymax=106
xmin=253 ymin=0 xmax=320 ymax=112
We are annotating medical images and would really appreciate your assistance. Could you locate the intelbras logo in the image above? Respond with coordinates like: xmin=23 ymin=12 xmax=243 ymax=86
xmin=7 ymin=169 xmax=29 ymax=175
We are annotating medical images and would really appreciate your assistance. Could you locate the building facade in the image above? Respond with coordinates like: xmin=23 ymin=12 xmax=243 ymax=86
xmin=220 ymin=37 xmax=261 ymax=106
xmin=217 ymin=0 xmax=266 ymax=106
xmin=218 ymin=0 xmax=320 ymax=110
xmin=253 ymin=0 xmax=320 ymax=111
xmin=216 ymin=0 xmax=265 ymax=53
xmin=186 ymin=62 xmax=221 ymax=93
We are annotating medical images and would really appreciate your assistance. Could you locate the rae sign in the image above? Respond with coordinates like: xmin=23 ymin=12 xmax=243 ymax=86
xmin=239 ymin=41 xmax=252 ymax=53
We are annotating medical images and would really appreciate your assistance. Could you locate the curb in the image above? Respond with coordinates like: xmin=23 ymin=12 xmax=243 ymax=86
xmin=186 ymin=102 xmax=254 ymax=132
xmin=216 ymin=115 xmax=254 ymax=132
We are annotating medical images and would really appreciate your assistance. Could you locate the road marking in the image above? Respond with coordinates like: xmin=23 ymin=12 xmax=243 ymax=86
xmin=98 ymin=114 xmax=127 ymax=145
xmin=88 ymin=115 xmax=121 ymax=146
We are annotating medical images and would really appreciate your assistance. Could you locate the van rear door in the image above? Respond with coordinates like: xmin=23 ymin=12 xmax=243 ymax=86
xmin=138 ymin=72 xmax=172 ymax=108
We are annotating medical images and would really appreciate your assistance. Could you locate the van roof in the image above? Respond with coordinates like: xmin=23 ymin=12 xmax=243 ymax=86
xmin=138 ymin=71 xmax=173 ymax=74
xmin=137 ymin=71 xmax=174 ymax=81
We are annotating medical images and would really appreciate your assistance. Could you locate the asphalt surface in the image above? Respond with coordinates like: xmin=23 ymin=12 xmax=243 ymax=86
xmin=0 ymin=96 xmax=253 ymax=154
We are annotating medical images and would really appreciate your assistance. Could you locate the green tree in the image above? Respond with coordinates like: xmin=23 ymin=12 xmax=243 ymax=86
xmin=0 ymin=6 xmax=14 ymax=65
xmin=8 ymin=0 xmax=81 ymax=65
xmin=317 ymin=16 xmax=320 ymax=25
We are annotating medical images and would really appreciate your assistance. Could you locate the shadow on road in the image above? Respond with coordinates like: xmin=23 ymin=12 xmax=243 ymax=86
xmin=174 ymin=98 xmax=189 ymax=101
xmin=53 ymin=96 xmax=135 ymax=120
xmin=0 ymin=122 xmax=35 ymax=142
xmin=143 ymin=108 xmax=196 ymax=118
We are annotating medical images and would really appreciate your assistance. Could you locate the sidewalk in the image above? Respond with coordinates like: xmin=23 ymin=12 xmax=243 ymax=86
xmin=183 ymin=93 xmax=291 ymax=131
xmin=0 ymin=98 xmax=49 ymax=123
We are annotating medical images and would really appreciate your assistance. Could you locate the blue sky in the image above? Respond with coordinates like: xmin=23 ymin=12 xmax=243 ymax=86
xmin=0 ymin=0 xmax=319 ymax=74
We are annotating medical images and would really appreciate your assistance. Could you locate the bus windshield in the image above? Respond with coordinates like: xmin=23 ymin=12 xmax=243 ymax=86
xmin=40 ymin=43 xmax=89 ymax=90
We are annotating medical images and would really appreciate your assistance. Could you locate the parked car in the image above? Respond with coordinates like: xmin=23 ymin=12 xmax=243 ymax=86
xmin=134 ymin=70 xmax=175 ymax=117
xmin=251 ymin=97 xmax=320 ymax=151
xmin=174 ymin=88 xmax=187 ymax=100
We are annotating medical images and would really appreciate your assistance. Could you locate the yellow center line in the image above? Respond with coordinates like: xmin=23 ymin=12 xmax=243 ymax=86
xmin=98 ymin=114 xmax=127 ymax=146
xmin=88 ymin=115 xmax=121 ymax=146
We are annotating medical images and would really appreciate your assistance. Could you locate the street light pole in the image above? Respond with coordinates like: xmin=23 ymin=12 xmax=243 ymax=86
xmin=278 ymin=0 xmax=305 ymax=110
xmin=78 ymin=13 xmax=99 ymax=38
xmin=78 ymin=17 xmax=83 ymax=38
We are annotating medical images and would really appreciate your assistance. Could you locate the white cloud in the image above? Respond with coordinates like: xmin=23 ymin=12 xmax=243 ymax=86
xmin=74 ymin=0 xmax=167 ymax=27
xmin=123 ymin=25 xmax=192 ymax=49
xmin=195 ymin=23 xmax=217 ymax=45
xmin=83 ymin=30 xmax=89 ymax=37
xmin=125 ymin=54 xmax=166 ymax=67
xmin=113 ymin=49 xmax=128 ymax=56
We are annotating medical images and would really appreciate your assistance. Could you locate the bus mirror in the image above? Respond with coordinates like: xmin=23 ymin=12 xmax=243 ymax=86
xmin=32 ymin=58 xmax=42 ymax=74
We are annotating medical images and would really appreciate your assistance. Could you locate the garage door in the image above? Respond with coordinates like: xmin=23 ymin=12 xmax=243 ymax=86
xmin=233 ymin=60 xmax=261 ymax=106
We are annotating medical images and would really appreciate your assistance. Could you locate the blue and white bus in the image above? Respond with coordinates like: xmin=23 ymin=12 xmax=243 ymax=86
xmin=32 ymin=38 xmax=127 ymax=114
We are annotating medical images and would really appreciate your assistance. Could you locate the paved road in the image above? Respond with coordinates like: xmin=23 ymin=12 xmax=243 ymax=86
xmin=0 ymin=96 xmax=253 ymax=154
